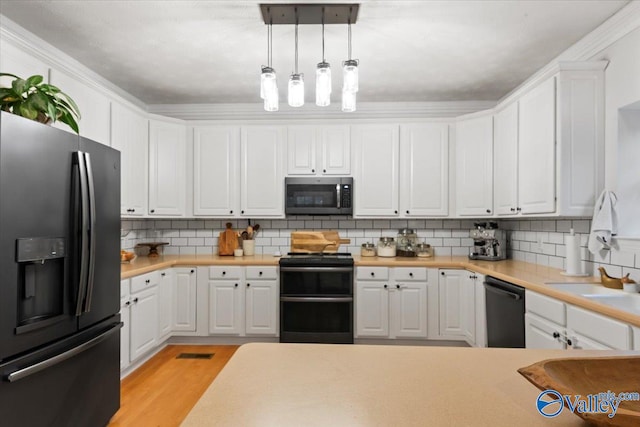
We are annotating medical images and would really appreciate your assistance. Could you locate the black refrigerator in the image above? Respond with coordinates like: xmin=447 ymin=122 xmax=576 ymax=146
xmin=0 ymin=111 xmax=122 ymax=426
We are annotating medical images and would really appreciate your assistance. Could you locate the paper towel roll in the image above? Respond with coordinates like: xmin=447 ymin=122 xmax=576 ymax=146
xmin=564 ymin=234 xmax=582 ymax=275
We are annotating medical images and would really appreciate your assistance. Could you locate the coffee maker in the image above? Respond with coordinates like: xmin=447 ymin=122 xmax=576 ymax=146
xmin=469 ymin=222 xmax=506 ymax=261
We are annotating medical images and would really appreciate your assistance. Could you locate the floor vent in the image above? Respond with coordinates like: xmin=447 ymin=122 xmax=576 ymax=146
xmin=176 ymin=353 xmax=214 ymax=360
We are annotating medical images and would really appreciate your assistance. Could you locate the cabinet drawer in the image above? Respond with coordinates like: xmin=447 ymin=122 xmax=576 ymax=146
xmin=357 ymin=267 xmax=389 ymax=281
xmin=209 ymin=266 xmax=242 ymax=280
xmin=121 ymin=279 xmax=130 ymax=297
xmin=246 ymin=266 xmax=277 ymax=280
xmin=567 ymin=305 xmax=631 ymax=350
xmin=131 ymin=271 xmax=160 ymax=294
xmin=526 ymin=291 xmax=566 ymax=325
xmin=393 ymin=267 xmax=427 ymax=282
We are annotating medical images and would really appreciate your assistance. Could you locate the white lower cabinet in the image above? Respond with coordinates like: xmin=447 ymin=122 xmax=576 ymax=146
xmin=157 ymin=270 xmax=173 ymax=342
xmin=356 ymin=267 xmax=433 ymax=339
xmin=208 ymin=266 xmax=278 ymax=336
xmin=437 ymin=269 xmax=466 ymax=340
xmin=172 ymin=268 xmax=197 ymax=333
xmin=525 ymin=290 xmax=632 ymax=350
xmin=470 ymin=273 xmax=486 ymax=347
xmin=120 ymin=279 xmax=131 ymax=371
xmin=129 ymin=286 xmax=159 ymax=361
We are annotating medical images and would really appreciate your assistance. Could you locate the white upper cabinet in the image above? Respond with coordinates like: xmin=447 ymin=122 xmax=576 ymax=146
xmin=518 ymin=77 xmax=556 ymax=214
xmin=193 ymin=126 xmax=240 ymax=216
xmin=49 ymin=69 xmax=110 ymax=145
xmin=399 ymin=123 xmax=449 ymax=217
xmin=241 ymin=125 xmax=285 ymax=217
xmin=287 ymin=125 xmax=350 ymax=175
xmin=493 ymin=102 xmax=519 ymax=216
xmin=148 ymin=119 xmax=187 ymax=216
xmin=111 ymin=102 xmax=148 ymax=216
xmin=352 ymin=124 xmax=399 ymax=217
xmin=455 ymin=115 xmax=493 ymax=216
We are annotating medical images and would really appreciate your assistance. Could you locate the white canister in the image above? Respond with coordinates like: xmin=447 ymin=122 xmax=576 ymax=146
xmin=242 ymin=239 xmax=255 ymax=256
xmin=377 ymin=237 xmax=396 ymax=257
xmin=234 ymin=248 xmax=244 ymax=257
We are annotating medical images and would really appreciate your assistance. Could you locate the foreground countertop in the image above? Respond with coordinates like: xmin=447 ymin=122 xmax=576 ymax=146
xmin=121 ymin=255 xmax=640 ymax=327
xmin=182 ymin=343 xmax=631 ymax=426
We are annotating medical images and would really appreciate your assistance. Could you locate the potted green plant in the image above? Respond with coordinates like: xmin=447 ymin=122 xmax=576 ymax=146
xmin=0 ymin=73 xmax=81 ymax=133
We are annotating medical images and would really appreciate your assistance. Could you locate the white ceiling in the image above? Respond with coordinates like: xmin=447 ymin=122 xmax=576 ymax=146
xmin=0 ymin=0 xmax=630 ymax=105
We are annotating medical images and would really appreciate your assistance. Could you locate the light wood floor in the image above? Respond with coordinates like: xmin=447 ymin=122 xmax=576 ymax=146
xmin=109 ymin=345 xmax=239 ymax=427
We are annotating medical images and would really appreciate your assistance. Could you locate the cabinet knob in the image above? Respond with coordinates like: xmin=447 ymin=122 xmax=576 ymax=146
xmin=132 ymin=209 xmax=135 ymax=213
xmin=145 ymin=279 xmax=150 ymax=284
xmin=234 ymin=283 xmax=238 ymax=287
xmin=311 ymin=169 xmax=315 ymax=173
xmin=125 ymin=301 xmax=131 ymax=306
xmin=406 ymin=210 xmax=409 ymax=214
xmin=150 ymin=209 xmax=155 ymax=213
xmin=161 ymin=273 xmax=166 ymax=277
xmin=241 ymin=210 xmax=245 ymax=214
xmin=553 ymin=332 xmax=560 ymax=339
xmin=567 ymin=338 xmax=573 ymax=346
xmin=383 ymin=284 xmax=388 ymax=289
xmin=323 ymin=169 xmax=326 ymax=173
xmin=190 ymin=269 xmax=195 ymax=273
xmin=259 ymin=271 xmax=263 ymax=276
xmin=516 ymin=207 xmax=522 ymax=212
xmin=409 ymin=272 xmax=413 ymax=277
xmin=510 ymin=208 xmax=516 ymax=212
xmin=486 ymin=209 xmax=491 ymax=214
xmin=247 ymin=283 xmax=250 ymax=287
xmin=133 ymin=297 xmax=139 ymax=303
xmin=370 ymin=272 xmax=375 ymax=277
xmin=441 ymin=271 xmax=445 ymax=276
xmin=222 ymin=271 xmax=226 ymax=275
xmin=230 ymin=210 xmax=233 ymax=214
xmin=396 ymin=284 xmax=400 ymax=289
xmin=394 ymin=210 xmax=398 ymax=214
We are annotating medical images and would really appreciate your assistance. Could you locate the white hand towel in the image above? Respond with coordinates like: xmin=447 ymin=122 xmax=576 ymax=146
xmin=588 ymin=190 xmax=618 ymax=254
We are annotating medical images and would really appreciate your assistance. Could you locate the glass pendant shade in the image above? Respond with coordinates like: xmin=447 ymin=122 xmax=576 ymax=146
xmin=342 ymin=59 xmax=359 ymax=93
xmin=260 ymin=66 xmax=277 ymax=99
xmin=315 ymin=62 xmax=331 ymax=107
xmin=263 ymin=87 xmax=279 ymax=112
xmin=341 ymin=88 xmax=356 ymax=112
xmin=288 ymin=73 xmax=304 ymax=107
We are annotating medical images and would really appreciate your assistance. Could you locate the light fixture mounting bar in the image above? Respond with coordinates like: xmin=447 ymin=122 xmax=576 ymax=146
xmin=260 ymin=4 xmax=359 ymax=25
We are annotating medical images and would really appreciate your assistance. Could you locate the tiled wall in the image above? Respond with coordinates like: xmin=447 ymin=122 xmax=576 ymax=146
xmin=502 ymin=219 xmax=640 ymax=282
xmin=122 ymin=217 xmax=640 ymax=282
xmin=121 ymin=218 xmax=480 ymax=257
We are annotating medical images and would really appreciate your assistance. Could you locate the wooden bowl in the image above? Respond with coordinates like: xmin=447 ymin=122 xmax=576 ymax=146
xmin=120 ymin=250 xmax=136 ymax=263
xmin=518 ymin=356 xmax=640 ymax=426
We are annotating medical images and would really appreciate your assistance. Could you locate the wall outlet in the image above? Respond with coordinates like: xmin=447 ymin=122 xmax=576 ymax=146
xmin=534 ymin=235 xmax=544 ymax=252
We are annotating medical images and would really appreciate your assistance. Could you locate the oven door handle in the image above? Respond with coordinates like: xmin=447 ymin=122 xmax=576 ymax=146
xmin=280 ymin=296 xmax=353 ymax=303
xmin=279 ymin=267 xmax=354 ymax=273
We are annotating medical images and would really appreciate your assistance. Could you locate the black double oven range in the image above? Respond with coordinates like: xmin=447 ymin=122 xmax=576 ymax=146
xmin=279 ymin=253 xmax=354 ymax=344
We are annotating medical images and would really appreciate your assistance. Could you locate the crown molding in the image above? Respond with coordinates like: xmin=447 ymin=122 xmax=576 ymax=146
xmin=498 ymin=1 xmax=640 ymax=107
xmin=148 ymin=101 xmax=497 ymax=121
xmin=0 ymin=14 xmax=147 ymax=111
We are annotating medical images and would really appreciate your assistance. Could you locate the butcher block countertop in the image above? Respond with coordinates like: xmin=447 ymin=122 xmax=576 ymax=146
xmin=182 ymin=343 xmax=632 ymax=427
xmin=121 ymin=255 xmax=640 ymax=327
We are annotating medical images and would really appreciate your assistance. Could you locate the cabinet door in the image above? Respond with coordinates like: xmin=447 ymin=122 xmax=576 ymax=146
xmin=518 ymin=77 xmax=556 ymax=214
xmin=524 ymin=313 xmax=565 ymax=349
xmin=355 ymin=281 xmax=389 ymax=337
xmin=320 ymin=125 xmax=350 ymax=175
xmin=287 ymin=125 xmax=317 ymax=175
xmin=240 ymin=126 xmax=285 ymax=217
xmin=633 ymin=326 xmax=640 ymax=351
xmin=352 ymin=124 xmax=399 ymax=217
xmin=473 ymin=274 xmax=487 ymax=348
xmin=193 ymin=126 xmax=240 ymax=216
xmin=209 ymin=281 xmax=243 ymax=335
xmin=130 ymin=287 xmax=158 ymax=362
xmin=566 ymin=305 xmax=631 ymax=350
xmin=157 ymin=271 xmax=173 ymax=341
xmin=245 ymin=280 xmax=278 ymax=336
xmin=173 ymin=268 xmax=197 ymax=332
xmin=391 ymin=282 xmax=427 ymax=338
xmin=462 ymin=274 xmax=476 ymax=345
xmin=49 ymin=68 xmax=110 ymax=145
xmin=120 ymin=297 xmax=130 ymax=370
xmin=493 ymin=103 xmax=519 ymax=215
xmin=455 ymin=116 xmax=493 ymax=216
xmin=568 ymin=332 xmax=614 ymax=350
xmin=149 ymin=120 xmax=186 ymax=216
xmin=438 ymin=270 xmax=465 ymax=338
xmin=399 ymin=123 xmax=449 ymax=217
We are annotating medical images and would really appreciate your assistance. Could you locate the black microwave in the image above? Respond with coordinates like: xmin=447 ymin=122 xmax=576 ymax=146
xmin=285 ymin=177 xmax=353 ymax=215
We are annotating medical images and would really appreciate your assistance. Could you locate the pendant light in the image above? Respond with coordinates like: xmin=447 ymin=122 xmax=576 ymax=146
xmin=288 ymin=11 xmax=304 ymax=108
xmin=342 ymin=10 xmax=359 ymax=113
xmin=315 ymin=8 xmax=331 ymax=107
xmin=261 ymin=18 xmax=278 ymax=112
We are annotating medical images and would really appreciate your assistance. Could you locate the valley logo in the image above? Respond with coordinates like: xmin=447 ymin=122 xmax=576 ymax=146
xmin=536 ymin=389 xmax=640 ymax=419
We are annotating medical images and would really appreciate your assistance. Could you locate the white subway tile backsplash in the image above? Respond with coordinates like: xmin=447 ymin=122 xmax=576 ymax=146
xmin=188 ymin=238 xmax=204 ymax=246
xmin=556 ymin=220 xmax=572 ymax=232
xmin=180 ymin=230 xmax=197 ymax=237
xmin=572 ymin=220 xmax=590 ymax=233
xmin=434 ymin=230 xmax=452 ymax=238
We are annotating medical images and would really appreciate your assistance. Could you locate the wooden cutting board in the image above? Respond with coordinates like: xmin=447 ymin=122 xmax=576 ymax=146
xmin=218 ymin=223 xmax=238 ymax=256
xmin=290 ymin=231 xmax=350 ymax=253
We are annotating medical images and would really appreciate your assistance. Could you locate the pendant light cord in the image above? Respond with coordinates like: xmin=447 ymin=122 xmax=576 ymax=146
xmin=322 ymin=8 xmax=325 ymax=62
xmin=294 ymin=19 xmax=299 ymax=73
xmin=348 ymin=19 xmax=352 ymax=60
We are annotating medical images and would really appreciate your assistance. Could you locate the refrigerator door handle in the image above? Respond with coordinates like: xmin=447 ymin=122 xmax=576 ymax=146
xmin=4 ymin=323 xmax=122 ymax=383
xmin=74 ymin=151 xmax=90 ymax=317
xmin=83 ymin=152 xmax=96 ymax=313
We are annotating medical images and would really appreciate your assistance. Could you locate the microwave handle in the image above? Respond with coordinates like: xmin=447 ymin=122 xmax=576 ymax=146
xmin=336 ymin=184 xmax=341 ymax=208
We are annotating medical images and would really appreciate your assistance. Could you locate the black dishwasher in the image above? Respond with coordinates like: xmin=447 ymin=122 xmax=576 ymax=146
xmin=484 ymin=276 xmax=525 ymax=348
